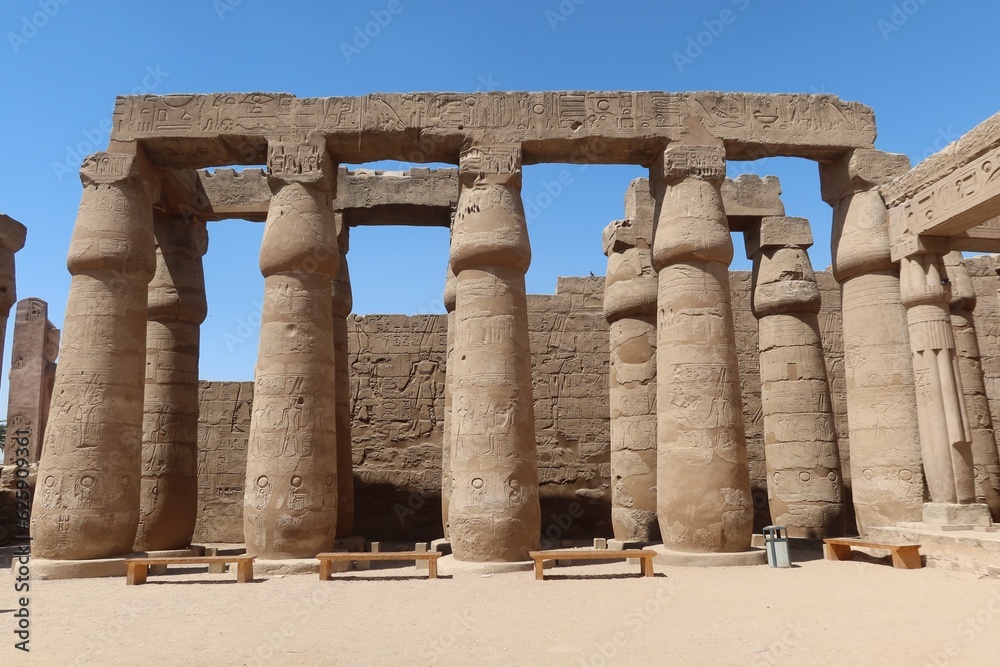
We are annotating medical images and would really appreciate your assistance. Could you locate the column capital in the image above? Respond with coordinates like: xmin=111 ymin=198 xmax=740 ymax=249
xmin=819 ymin=148 xmax=910 ymax=205
xmin=652 ymin=145 xmax=726 ymax=186
xmin=744 ymin=215 xmax=813 ymax=259
xmin=267 ymin=134 xmax=335 ymax=188
xmin=900 ymin=251 xmax=952 ymax=312
xmin=944 ymin=251 xmax=976 ymax=312
xmin=458 ymin=144 xmax=522 ymax=187
xmin=0 ymin=214 xmax=27 ymax=253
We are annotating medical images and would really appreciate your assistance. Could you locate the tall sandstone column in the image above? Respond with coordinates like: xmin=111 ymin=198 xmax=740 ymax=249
xmin=0 ymin=215 xmax=27 ymax=398
xmin=331 ymin=216 xmax=354 ymax=539
xmin=820 ymin=149 xmax=924 ymax=534
xmin=650 ymin=145 xmax=753 ymax=553
xmin=441 ymin=263 xmax=456 ymax=539
xmin=747 ymin=216 xmax=845 ymax=538
xmin=944 ymin=252 xmax=1000 ymax=517
xmin=602 ymin=181 xmax=659 ymax=542
xmin=33 ymin=152 xmax=156 ymax=559
xmin=448 ymin=144 xmax=540 ymax=562
xmin=135 ymin=212 xmax=208 ymax=551
xmin=244 ymin=138 xmax=340 ymax=559
xmin=5 ymin=299 xmax=52 ymax=465
xmin=898 ymin=251 xmax=978 ymax=510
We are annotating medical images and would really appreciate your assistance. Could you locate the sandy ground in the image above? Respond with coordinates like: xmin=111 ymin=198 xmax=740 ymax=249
xmin=1 ymin=546 xmax=998 ymax=666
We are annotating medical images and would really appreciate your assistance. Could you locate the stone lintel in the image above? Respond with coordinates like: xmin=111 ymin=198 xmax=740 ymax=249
xmin=743 ymin=216 xmax=813 ymax=259
xmin=722 ymin=174 xmax=785 ymax=231
xmin=819 ymin=148 xmax=911 ymax=205
xmin=162 ymin=167 xmax=459 ymax=226
xmin=890 ymin=235 xmax=952 ymax=262
xmin=0 ymin=214 xmax=27 ymax=251
xmin=111 ymin=92 xmax=877 ymax=167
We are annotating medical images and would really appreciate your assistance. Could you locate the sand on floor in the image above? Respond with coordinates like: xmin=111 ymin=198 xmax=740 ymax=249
xmin=1 ymin=546 xmax=998 ymax=666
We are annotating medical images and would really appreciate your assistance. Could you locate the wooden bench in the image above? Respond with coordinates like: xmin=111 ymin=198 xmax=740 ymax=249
xmin=823 ymin=538 xmax=922 ymax=569
xmin=316 ymin=551 xmax=442 ymax=579
xmin=125 ymin=555 xmax=255 ymax=585
xmin=528 ymin=549 xmax=656 ymax=580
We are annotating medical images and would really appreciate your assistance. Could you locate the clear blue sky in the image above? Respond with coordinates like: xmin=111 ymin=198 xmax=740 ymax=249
xmin=2 ymin=0 xmax=998 ymax=417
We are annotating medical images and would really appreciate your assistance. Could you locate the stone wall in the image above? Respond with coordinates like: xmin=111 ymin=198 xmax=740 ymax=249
xmin=194 ymin=271 xmax=857 ymax=543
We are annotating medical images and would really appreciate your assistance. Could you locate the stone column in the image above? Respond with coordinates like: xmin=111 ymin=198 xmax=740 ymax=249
xmin=244 ymin=138 xmax=340 ymax=559
xmin=448 ymin=144 xmax=540 ymax=562
xmin=5 ymin=299 xmax=50 ymax=465
xmin=944 ymin=251 xmax=1000 ymax=517
xmin=747 ymin=216 xmax=845 ymax=538
xmin=331 ymin=215 xmax=354 ymax=539
xmin=820 ymin=149 xmax=924 ymax=534
xmin=441 ymin=263 xmax=456 ymax=540
xmin=134 ymin=212 xmax=208 ymax=551
xmin=650 ymin=145 xmax=753 ymax=553
xmin=32 ymin=152 xmax=157 ymax=560
xmin=898 ymin=250 xmax=979 ymax=511
xmin=602 ymin=188 xmax=659 ymax=542
xmin=0 ymin=215 xmax=27 ymax=399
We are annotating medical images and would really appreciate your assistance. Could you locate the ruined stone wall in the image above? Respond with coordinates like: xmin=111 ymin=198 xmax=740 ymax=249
xmin=964 ymin=256 xmax=1000 ymax=433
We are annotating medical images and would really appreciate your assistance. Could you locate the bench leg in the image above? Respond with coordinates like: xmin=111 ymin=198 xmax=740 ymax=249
xmin=126 ymin=564 xmax=148 ymax=586
xmin=534 ymin=559 xmax=545 ymax=581
xmin=427 ymin=559 xmax=438 ymax=579
xmin=319 ymin=559 xmax=333 ymax=581
xmin=641 ymin=556 xmax=654 ymax=577
xmin=824 ymin=543 xmax=853 ymax=562
xmin=236 ymin=561 xmax=253 ymax=583
xmin=892 ymin=547 xmax=923 ymax=570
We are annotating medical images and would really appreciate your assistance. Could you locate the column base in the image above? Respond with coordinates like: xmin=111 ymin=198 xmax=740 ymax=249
xmin=651 ymin=544 xmax=768 ymax=567
xmin=922 ymin=502 xmax=994 ymax=529
xmin=33 ymin=548 xmax=199 ymax=580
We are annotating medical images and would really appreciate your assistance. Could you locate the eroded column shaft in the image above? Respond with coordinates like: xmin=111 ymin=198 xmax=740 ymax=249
xmin=441 ymin=264 xmax=456 ymax=540
xmin=332 ymin=221 xmax=354 ymax=539
xmin=944 ymin=252 xmax=1000 ymax=512
xmin=244 ymin=141 xmax=340 ymax=559
xmin=449 ymin=145 xmax=540 ymax=562
xmin=32 ymin=152 xmax=156 ymax=559
xmin=823 ymin=150 xmax=923 ymax=533
xmin=0 ymin=216 xmax=27 ymax=404
xmin=651 ymin=146 xmax=753 ymax=553
xmin=901 ymin=253 xmax=975 ymax=505
xmin=749 ymin=218 xmax=845 ymax=538
xmin=603 ymin=214 xmax=658 ymax=542
xmin=135 ymin=213 xmax=208 ymax=551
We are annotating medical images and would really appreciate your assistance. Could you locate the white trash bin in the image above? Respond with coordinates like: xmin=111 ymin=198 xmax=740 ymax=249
xmin=763 ymin=525 xmax=791 ymax=568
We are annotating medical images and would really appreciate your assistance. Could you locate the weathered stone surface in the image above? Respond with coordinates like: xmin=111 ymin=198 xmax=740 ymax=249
xmin=243 ymin=139 xmax=340 ymax=559
xmin=332 ymin=220 xmax=354 ymax=539
xmin=4 ymin=299 xmax=58 ymax=465
xmin=747 ymin=217 xmax=845 ymax=538
xmin=448 ymin=145 xmax=540 ymax=562
xmin=135 ymin=214 xmax=208 ymax=551
xmin=650 ymin=145 xmax=754 ymax=553
xmin=111 ymin=92 xmax=876 ymax=167
xmin=0 ymin=214 xmax=27 ymax=402
xmin=33 ymin=152 xmax=157 ymax=560
xmin=821 ymin=149 xmax=924 ymax=535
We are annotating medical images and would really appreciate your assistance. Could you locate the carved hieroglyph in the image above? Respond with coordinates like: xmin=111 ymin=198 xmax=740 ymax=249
xmin=448 ymin=145 xmax=540 ymax=561
xmin=944 ymin=251 xmax=1000 ymax=516
xmin=899 ymin=252 xmax=976 ymax=505
xmin=650 ymin=145 xmax=753 ymax=552
xmin=33 ymin=152 xmax=156 ymax=559
xmin=135 ymin=213 xmax=208 ymax=551
xmin=331 ymin=216 xmax=354 ymax=539
xmin=0 ymin=215 xmax=27 ymax=401
xmin=5 ymin=299 xmax=58 ymax=465
xmin=821 ymin=149 xmax=924 ymax=533
xmin=602 ymin=180 xmax=659 ymax=542
xmin=747 ymin=216 xmax=845 ymax=538
xmin=244 ymin=138 xmax=340 ymax=559
xmin=441 ymin=263 xmax=456 ymax=539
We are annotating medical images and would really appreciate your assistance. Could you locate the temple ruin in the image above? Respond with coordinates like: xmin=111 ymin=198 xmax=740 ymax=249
xmin=14 ymin=91 xmax=1000 ymax=572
